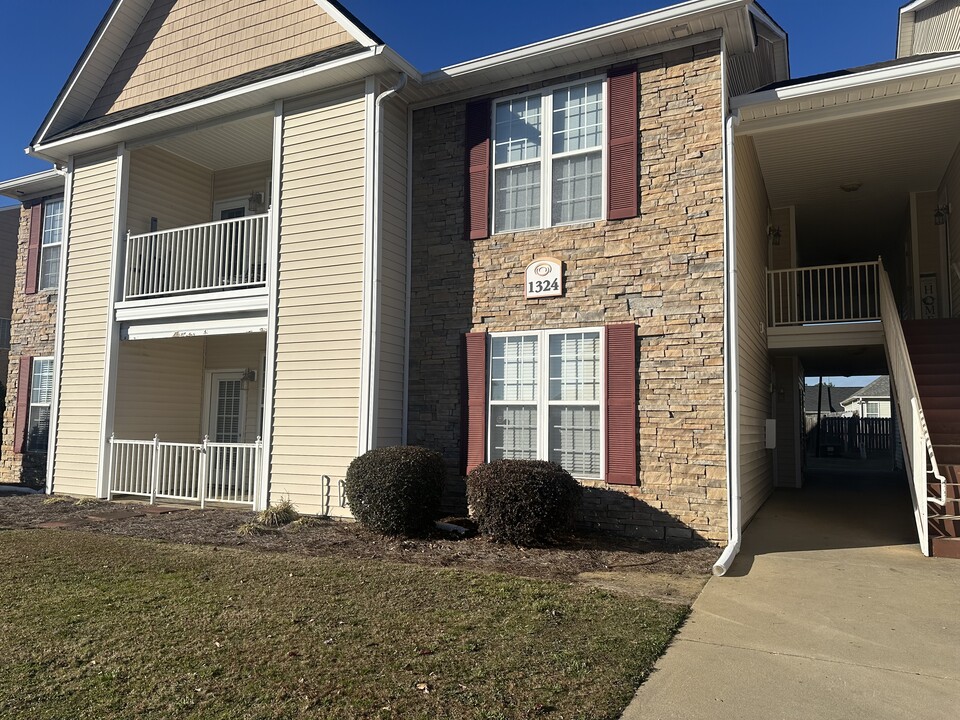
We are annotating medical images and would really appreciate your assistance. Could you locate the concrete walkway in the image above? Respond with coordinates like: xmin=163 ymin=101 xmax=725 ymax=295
xmin=624 ymin=472 xmax=960 ymax=719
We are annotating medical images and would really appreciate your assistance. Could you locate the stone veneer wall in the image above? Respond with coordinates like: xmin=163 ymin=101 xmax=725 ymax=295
xmin=407 ymin=42 xmax=727 ymax=543
xmin=0 ymin=204 xmax=58 ymax=487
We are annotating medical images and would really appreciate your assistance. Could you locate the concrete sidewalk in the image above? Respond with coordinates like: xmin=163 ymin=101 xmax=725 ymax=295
xmin=624 ymin=474 xmax=960 ymax=719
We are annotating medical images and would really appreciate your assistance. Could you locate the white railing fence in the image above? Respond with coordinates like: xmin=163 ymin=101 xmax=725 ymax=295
xmin=123 ymin=213 xmax=269 ymax=300
xmin=878 ymin=259 xmax=945 ymax=557
xmin=108 ymin=435 xmax=262 ymax=508
xmin=767 ymin=260 xmax=880 ymax=327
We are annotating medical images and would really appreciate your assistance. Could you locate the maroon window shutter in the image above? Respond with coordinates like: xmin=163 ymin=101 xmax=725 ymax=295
xmin=463 ymin=332 xmax=488 ymax=474
xmin=14 ymin=357 xmax=32 ymax=454
xmin=605 ymin=324 xmax=637 ymax=485
xmin=607 ymin=66 xmax=639 ymax=221
xmin=465 ymin=100 xmax=492 ymax=241
xmin=25 ymin=202 xmax=42 ymax=295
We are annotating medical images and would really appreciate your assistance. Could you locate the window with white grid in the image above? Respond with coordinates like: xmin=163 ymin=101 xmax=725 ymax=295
xmin=488 ymin=329 xmax=603 ymax=478
xmin=39 ymin=198 xmax=64 ymax=291
xmin=28 ymin=357 xmax=53 ymax=452
xmin=492 ymin=79 xmax=605 ymax=233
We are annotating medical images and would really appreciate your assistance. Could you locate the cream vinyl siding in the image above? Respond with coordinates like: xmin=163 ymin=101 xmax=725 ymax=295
xmin=204 ymin=333 xmax=265 ymax=441
xmin=272 ymin=88 xmax=366 ymax=516
xmin=214 ymin=162 xmax=271 ymax=205
xmin=735 ymin=136 xmax=774 ymax=523
xmin=939 ymin=139 xmax=960 ymax=317
xmin=54 ymin=153 xmax=118 ymax=497
xmin=376 ymin=97 xmax=408 ymax=447
xmin=912 ymin=0 xmax=960 ymax=55
xmin=87 ymin=0 xmax=354 ymax=119
xmin=126 ymin=146 xmax=213 ymax=236
xmin=115 ymin=337 xmax=204 ymax=442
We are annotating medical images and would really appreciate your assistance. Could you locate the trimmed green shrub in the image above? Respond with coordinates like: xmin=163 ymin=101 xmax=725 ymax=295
xmin=343 ymin=446 xmax=446 ymax=536
xmin=466 ymin=460 xmax=582 ymax=545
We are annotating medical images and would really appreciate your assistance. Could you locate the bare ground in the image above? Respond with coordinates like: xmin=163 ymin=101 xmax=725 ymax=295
xmin=0 ymin=494 xmax=720 ymax=604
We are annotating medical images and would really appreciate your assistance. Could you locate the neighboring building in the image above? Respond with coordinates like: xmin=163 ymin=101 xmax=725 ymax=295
xmin=0 ymin=205 xmax=18 ymax=393
xmin=841 ymin=377 xmax=893 ymax=419
xmin=0 ymin=171 xmax=67 ymax=487
xmin=7 ymin=0 xmax=960 ymax=561
xmin=803 ymin=384 xmax=859 ymax=419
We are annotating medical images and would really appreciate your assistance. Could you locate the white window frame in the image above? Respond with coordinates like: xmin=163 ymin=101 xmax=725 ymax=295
xmin=28 ymin=356 xmax=54 ymax=452
xmin=38 ymin=197 xmax=64 ymax=291
xmin=865 ymin=401 xmax=881 ymax=418
xmin=487 ymin=327 xmax=605 ymax=479
xmin=491 ymin=76 xmax=608 ymax=234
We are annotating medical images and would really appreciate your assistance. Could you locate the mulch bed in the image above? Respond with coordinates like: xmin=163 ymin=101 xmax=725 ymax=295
xmin=0 ymin=494 xmax=719 ymax=584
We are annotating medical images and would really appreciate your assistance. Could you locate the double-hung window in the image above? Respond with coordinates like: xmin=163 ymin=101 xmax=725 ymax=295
xmin=488 ymin=329 xmax=603 ymax=478
xmin=493 ymin=79 xmax=605 ymax=233
xmin=39 ymin=198 xmax=64 ymax=290
xmin=28 ymin=357 xmax=53 ymax=452
xmin=865 ymin=402 xmax=880 ymax=418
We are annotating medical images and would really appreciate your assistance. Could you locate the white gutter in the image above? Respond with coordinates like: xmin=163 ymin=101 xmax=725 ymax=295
xmin=732 ymin=52 xmax=960 ymax=109
xmin=359 ymin=72 xmax=407 ymax=452
xmin=714 ymin=44 xmax=742 ymax=577
xmin=424 ymin=0 xmax=747 ymax=82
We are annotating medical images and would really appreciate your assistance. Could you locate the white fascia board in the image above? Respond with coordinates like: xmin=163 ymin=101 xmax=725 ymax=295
xmin=35 ymin=0 xmax=152 ymax=147
xmin=732 ymin=52 xmax=960 ymax=111
xmin=423 ymin=0 xmax=748 ymax=82
xmin=31 ymin=47 xmax=383 ymax=161
xmin=312 ymin=0 xmax=379 ymax=48
xmin=901 ymin=0 xmax=938 ymax=13
xmin=0 ymin=169 xmax=65 ymax=200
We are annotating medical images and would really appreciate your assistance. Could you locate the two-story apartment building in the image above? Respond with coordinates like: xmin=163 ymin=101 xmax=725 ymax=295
xmin=15 ymin=0 xmax=960 ymax=568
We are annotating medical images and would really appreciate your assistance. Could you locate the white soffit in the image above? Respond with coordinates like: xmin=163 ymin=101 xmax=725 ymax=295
xmin=0 ymin=169 xmax=65 ymax=201
xmin=154 ymin=112 xmax=274 ymax=170
xmin=732 ymin=53 xmax=960 ymax=133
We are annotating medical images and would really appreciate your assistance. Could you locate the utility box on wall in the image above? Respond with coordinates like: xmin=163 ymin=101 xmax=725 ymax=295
xmin=765 ymin=419 xmax=777 ymax=449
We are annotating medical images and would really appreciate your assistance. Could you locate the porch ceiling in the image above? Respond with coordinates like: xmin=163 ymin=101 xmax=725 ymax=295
xmin=151 ymin=111 xmax=274 ymax=171
xmin=743 ymin=98 xmax=960 ymax=262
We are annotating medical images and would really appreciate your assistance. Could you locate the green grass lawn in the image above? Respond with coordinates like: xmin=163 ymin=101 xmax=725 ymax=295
xmin=0 ymin=530 xmax=687 ymax=720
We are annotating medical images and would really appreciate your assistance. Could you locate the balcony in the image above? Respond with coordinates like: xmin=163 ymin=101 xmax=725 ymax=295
xmin=123 ymin=213 xmax=269 ymax=301
xmin=766 ymin=260 xmax=885 ymax=350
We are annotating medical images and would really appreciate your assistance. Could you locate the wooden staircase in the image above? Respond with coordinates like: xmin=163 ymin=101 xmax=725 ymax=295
xmin=903 ymin=319 xmax=960 ymax=559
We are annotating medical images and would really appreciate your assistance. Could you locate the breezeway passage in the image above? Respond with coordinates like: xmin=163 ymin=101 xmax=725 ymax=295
xmin=624 ymin=473 xmax=960 ymax=720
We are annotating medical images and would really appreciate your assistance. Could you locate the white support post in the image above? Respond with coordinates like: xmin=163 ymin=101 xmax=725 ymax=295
xmin=254 ymin=436 xmax=263 ymax=506
xmin=106 ymin=433 xmax=115 ymax=500
xmin=199 ymin=435 xmax=209 ymax=510
xmin=149 ymin=434 xmax=159 ymax=505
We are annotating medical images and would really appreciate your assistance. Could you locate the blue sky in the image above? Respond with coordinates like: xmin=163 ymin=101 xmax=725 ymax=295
xmin=0 ymin=0 xmax=909 ymax=196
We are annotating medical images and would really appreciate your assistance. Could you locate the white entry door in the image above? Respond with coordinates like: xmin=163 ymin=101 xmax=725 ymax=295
xmin=208 ymin=372 xmax=245 ymax=443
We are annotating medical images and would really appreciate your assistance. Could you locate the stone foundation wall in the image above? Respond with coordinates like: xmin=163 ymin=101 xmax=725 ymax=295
xmin=0 ymin=204 xmax=58 ymax=487
xmin=408 ymin=42 xmax=728 ymax=543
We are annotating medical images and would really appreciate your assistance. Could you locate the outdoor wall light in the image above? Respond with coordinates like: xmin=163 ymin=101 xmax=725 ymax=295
xmin=767 ymin=225 xmax=782 ymax=245
xmin=240 ymin=368 xmax=257 ymax=389
xmin=935 ymin=204 xmax=951 ymax=226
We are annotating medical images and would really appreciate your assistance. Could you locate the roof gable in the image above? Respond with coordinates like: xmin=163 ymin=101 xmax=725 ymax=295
xmin=34 ymin=0 xmax=380 ymax=147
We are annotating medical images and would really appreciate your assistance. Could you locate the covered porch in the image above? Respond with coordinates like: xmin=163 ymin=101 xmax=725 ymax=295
xmin=108 ymin=332 xmax=266 ymax=508
xmin=733 ymin=52 xmax=960 ymax=558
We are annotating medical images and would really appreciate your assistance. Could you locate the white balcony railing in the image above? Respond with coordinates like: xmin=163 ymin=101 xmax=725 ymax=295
xmin=123 ymin=213 xmax=269 ymax=301
xmin=767 ymin=261 xmax=881 ymax=327
xmin=107 ymin=435 xmax=262 ymax=508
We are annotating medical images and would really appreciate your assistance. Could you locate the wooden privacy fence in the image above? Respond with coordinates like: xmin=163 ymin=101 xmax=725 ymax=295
xmin=808 ymin=416 xmax=893 ymax=454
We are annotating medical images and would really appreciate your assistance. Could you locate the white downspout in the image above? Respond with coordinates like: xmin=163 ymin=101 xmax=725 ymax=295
xmin=713 ymin=105 xmax=742 ymax=576
xmin=361 ymin=72 xmax=407 ymax=452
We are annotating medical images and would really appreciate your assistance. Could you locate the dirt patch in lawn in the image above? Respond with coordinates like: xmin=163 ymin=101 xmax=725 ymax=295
xmin=0 ymin=495 xmax=718 ymax=602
